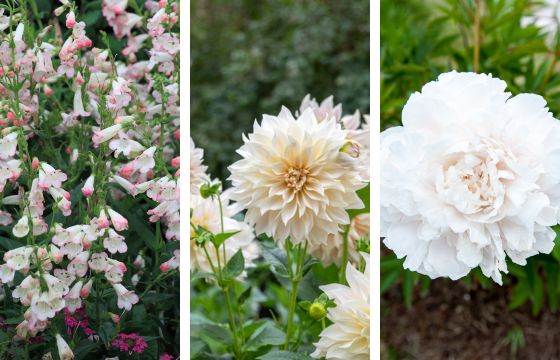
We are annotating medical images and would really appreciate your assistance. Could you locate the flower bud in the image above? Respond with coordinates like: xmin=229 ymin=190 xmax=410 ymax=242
xmin=55 ymin=334 xmax=74 ymax=360
xmin=309 ymin=302 xmax=326 ymax=320
xmin=199 ymin=182 xmax=221 ymax=199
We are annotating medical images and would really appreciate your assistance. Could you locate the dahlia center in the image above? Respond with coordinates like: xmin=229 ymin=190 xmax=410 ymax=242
xmin=284 ymin=166 xmax=309 ymax=192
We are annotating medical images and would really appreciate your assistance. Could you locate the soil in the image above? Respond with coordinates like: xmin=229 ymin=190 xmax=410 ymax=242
xmin=381 ymin=279 xmax=560 ymax=360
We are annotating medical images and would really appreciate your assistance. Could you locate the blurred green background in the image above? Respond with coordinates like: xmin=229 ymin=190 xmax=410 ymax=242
xmin=190 ymin=0 xmax=370 ymax=181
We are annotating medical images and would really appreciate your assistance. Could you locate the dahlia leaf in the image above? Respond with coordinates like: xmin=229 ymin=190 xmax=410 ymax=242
xmin=347 ymin=182 xmax=369 ymax=219
xmin=213 ymin=230 xmax=241 ymax=249
xmin=224 ymin=249 xmax=245 ymax=280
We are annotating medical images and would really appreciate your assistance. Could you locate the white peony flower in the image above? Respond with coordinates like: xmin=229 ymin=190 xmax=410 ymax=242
xmin=312 ymin=252 xmax=370 ymax=360
xmin=521 ymin=0 xmax=560 ymax=36
xmin=228 ymin=107 xmax=364 ymax=247
xmin=382 ymin=71 xmax=560 ymax=284
xmin=190 ymin=193 xmax=259 ymax=276
xmin=190 ymin=138 xmax=208 ymax=194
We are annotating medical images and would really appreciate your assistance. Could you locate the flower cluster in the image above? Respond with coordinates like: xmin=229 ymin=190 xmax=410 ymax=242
xmin=189 ymin=139 xmax=260 ymax=276
xmin=111 ymin=332 xmax=148 ymax=354
xmin=0 ymin=0 xmax=179 ymax=357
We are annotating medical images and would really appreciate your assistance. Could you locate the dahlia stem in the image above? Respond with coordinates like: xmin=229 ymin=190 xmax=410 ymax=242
xmin=223 ymin=287 xmax=242 ymax=357
xmin=340 ymin=227 xmax=350 ymax=284
xmin=284 ymin=241 xmax=307 ymax=350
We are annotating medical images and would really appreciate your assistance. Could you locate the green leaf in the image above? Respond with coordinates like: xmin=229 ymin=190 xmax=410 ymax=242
xmin=74 ymin=340 xmax=101 ymax=360
xmin=381 ymin=268 xmax=402 ymax=293
xmin=347 ymin=183 xmax=370 ymax=219
xmin=245 ymin=323 xmax=285 ymax=350
xmin=191 ymin=323 xmax=232 ymax=345
xmin=142 ymin=293 xmax=176 ymax=304
xmin=509 ymin=281 xmax=530 ymax=310
xmin=238 ymin=286 xmax=252 ymax=305
xmin=262 ymin=245 xmax=290 ymax=279
xmin=257 ymin=350 xmax=314 ymax=360
xmin=212 ymin=230 xmax=240 ymax=248
xmin=190 ymin=337 xmax=208 ymax=359
xmin=224 ymin=249 xmax=245 ymax=279
xmin=0 ymin=237 xmax=23 ymax=251
xmin=402 ymin=270 xmax=415 ymax=308
xmin=545 ymin=263 xmax=559 ymax=313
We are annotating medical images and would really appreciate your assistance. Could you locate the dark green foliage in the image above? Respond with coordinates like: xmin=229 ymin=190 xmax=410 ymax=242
xmin=191 ymin=0 xmax=370 ymax=180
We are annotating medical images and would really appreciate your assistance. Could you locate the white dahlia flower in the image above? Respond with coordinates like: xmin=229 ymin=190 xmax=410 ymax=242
xmin=382 ymin=71 xmax=560 ymax=284
xmin=228 ymin=107 xmax=364 ymax=246
xmin=310 ymin=213 xmax=370 ymax=266
xmin=312 ymin=252 xmax=370 ymax=360
xmin=190 ymin=138 xmax=209 ymax=194
xmin=190 ymin=193 xmax=259 ymax=276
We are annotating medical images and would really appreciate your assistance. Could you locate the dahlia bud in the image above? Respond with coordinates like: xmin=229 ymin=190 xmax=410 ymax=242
xmin=309 ymin=302 xmax=326 ymax=320
xmin=199 ymin=182 xmax=221 ymax=199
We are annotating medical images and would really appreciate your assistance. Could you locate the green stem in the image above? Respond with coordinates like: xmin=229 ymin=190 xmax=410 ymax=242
xmin=284 ymin=241 xmax=307 ymax=350
xmin=340 ymin=227 xmax=350 ymax=284
xmin=223 ymin=287 xmax=242 ymax=358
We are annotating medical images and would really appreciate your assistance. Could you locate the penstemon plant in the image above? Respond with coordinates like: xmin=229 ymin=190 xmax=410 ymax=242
xmin=0 ymin=0 xmax=179 ymax=359
xmin=190 ymin=95 xmax=370 ymax=360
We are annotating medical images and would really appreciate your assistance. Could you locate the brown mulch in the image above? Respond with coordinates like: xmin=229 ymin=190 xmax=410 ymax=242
xmin=381 ymin=279 xmax=560 ymax=360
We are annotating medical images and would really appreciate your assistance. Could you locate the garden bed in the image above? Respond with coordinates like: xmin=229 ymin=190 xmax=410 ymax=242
xmin=382 ymin=279 xmax=560 ymax=359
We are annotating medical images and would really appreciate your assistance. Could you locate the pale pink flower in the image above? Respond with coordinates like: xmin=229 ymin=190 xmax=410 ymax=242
xmin=112 ymin=283 xmax=139 ymax=311
xmin=107 ymin=208 xmax=128 ymax=231
xmin=81 ymin=175 xmax=94 ymax=197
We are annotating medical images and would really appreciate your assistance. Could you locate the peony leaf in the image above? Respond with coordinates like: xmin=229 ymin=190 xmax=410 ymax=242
xmin=402 ymin=270 xmax=416 ymax=308
xmin=545 ymin=263 xmax=559 ymax=313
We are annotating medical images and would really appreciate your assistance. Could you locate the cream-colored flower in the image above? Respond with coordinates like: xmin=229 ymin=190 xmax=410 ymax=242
xmin=312 ymin=253 xmax=370 ymax=360
xmin=298 ymin=94 xmax=342 ymax=122
xmin=190 ymin=138 xmax=208 ymax=194
xmin=228 ymin=107 xmax=364 ymax=246
xmin=310 ymin=213 xmax=369 ymax=266
xmin=55 ymin=334 xmax=74 ymax=360
xmin=190 ymin=193 xmax=259 ymax=276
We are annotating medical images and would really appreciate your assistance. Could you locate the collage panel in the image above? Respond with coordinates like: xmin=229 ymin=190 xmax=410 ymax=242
xmin=189 ymin=0 xmax=370 ymax=359
xmin=0 ymin=0 xmax=180 ymax=359
xmin=381 ymin=0 xmax=560 ymax=359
